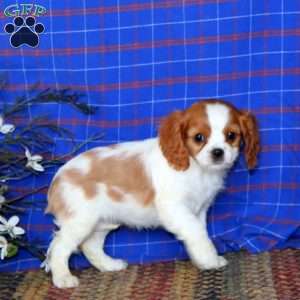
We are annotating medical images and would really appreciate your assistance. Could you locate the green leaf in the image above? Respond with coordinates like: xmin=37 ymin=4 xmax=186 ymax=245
xmin=6 ymin=243 xmax=18 ymax=258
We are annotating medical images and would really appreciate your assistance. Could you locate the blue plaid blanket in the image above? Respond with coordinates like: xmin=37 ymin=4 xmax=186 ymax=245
xmin=0 ymin=0 xmax=300 ymax=271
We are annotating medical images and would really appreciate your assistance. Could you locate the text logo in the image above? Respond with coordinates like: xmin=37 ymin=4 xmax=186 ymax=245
xmin=4 ymin=4 xmax=46 ymax=48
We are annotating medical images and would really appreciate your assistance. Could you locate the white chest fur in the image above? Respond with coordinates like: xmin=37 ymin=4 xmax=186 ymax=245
xmin=146 ymin=142 xmax=225 ymax=220
xmin=184 ymin=167 xmax=224 ymax=215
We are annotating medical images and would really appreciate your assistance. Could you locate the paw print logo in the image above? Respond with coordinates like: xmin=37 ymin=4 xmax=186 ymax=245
xmin=4 ymin=16 xmax=44 ymax=48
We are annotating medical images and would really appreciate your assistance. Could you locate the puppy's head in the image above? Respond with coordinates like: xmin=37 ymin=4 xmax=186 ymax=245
xmin=159 ymin=99 xmax=260 ymax=171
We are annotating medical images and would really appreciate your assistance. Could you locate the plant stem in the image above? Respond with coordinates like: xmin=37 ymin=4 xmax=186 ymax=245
xmin=11 ymin=238 xmax=46 ymax=261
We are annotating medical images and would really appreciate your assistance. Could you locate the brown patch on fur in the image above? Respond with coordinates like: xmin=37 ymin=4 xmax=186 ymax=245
xmin=51 ymin=153 xmax=155 ymax=207
xmin=159 ymin=111 xmax=190 ymax=171
xmin=159 ymin=101 xmax=212 ymax=170
xmin=224 ymin=124 xmax=242 ymax=148
xmin=223 ymin=109 xmax=242 ymax=148
xmin=64 ymin=168 xmax=97 ymax=198
xmin=46 ymin=176 xmax=71 ymax=219
xmin=239 ymin=111 xmax=260 ymax=169
xmin=107 ymin=186 xmax=124 ymax=201
xmin=184 ymin=103 xmax=211 ymax=157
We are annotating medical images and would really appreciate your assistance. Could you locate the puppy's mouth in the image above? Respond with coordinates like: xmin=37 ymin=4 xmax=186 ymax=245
xmin=212 ymin=157 xmax=224 ymax=164
xmin=210 ymin=160 xmax=233 ymax=170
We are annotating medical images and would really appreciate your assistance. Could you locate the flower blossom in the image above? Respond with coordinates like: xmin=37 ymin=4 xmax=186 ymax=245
xmin=25 ymin=148 xmax=45 ymax=172
xmin=0 ymin=116 xmax=15 ymax=134
xmin=0 ymin=215 xmax=25 ymax=238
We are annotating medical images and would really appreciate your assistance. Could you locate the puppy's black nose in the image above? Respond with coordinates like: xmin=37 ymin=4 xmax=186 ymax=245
xmin=212 ymin=148 xmax=224 ymax=160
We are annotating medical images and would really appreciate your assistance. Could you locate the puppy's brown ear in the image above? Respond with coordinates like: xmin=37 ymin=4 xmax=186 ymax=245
xmin=239 ymin=111 xmax=260 ymax=169
xmin=159 ymin=111 xmax=189 ymax=171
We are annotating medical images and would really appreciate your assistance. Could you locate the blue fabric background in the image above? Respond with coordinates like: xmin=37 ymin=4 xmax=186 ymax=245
xmin=0 ymin=0 xmax=300 ymax=271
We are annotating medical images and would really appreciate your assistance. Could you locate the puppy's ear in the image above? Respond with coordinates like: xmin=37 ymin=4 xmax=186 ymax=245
xmin=159 ymin=111 xmax=189 ymax=171
xmin=239 ymin=111 xmax=260 ymax=169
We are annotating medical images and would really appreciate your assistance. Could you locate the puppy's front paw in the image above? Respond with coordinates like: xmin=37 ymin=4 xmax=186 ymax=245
xmin=53 ymin=274 xmax=79 ymax=289
xmin=216 ymin=256 xmax=228 ymax=268
xmin=198 ymin=255 xmax=228 ymax=270
xmin=100 ymin=258 xmax=128 ymax=272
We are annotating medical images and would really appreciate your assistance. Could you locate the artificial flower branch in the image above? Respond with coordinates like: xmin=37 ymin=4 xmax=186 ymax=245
xmin=0 ymin=83 xmax=102 ymax=261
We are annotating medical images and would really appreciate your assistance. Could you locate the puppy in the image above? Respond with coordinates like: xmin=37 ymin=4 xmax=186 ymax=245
xmin=45 ymin=99 xmax=260 ymax=288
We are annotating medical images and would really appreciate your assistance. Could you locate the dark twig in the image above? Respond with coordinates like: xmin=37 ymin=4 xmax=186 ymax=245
xmin=0 ymin=83 xmax=103 ymax=261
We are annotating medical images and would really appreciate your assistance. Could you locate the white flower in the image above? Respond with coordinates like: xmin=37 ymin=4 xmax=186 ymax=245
xmin=0 ymin=116 xmax=15 ymax=134
xmin=25 ymin=148 xmax=44 ymax=172
xmin=0 ymin=236 xmax=8 ymax=260
xmin=0 ymin=215 xmax=25 ymax=238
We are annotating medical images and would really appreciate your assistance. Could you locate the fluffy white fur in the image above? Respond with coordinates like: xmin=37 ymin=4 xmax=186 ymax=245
xmin=46 ymin=102 xmax=242 ymax=288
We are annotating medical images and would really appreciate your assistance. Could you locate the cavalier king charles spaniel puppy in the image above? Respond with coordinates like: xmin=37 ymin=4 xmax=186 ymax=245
xmin=45 ymin=99 xmax=260 ymax=288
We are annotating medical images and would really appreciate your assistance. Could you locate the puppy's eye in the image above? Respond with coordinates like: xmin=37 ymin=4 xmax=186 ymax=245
xmin=194 ymin=133 xmax=205 ymax=143
xmin=227 ymin=132 xmax=236 ymax=141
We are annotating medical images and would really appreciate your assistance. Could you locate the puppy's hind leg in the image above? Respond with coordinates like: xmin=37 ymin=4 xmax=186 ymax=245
xmin=48 ymin=216 xmax=99 ymax=288
xmin=81 ymin=223 xmax=128 ymax=272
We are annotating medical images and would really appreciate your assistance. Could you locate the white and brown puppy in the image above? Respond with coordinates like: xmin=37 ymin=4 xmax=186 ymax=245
xmin=45 ymin=99 xmax=260 ymax=288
